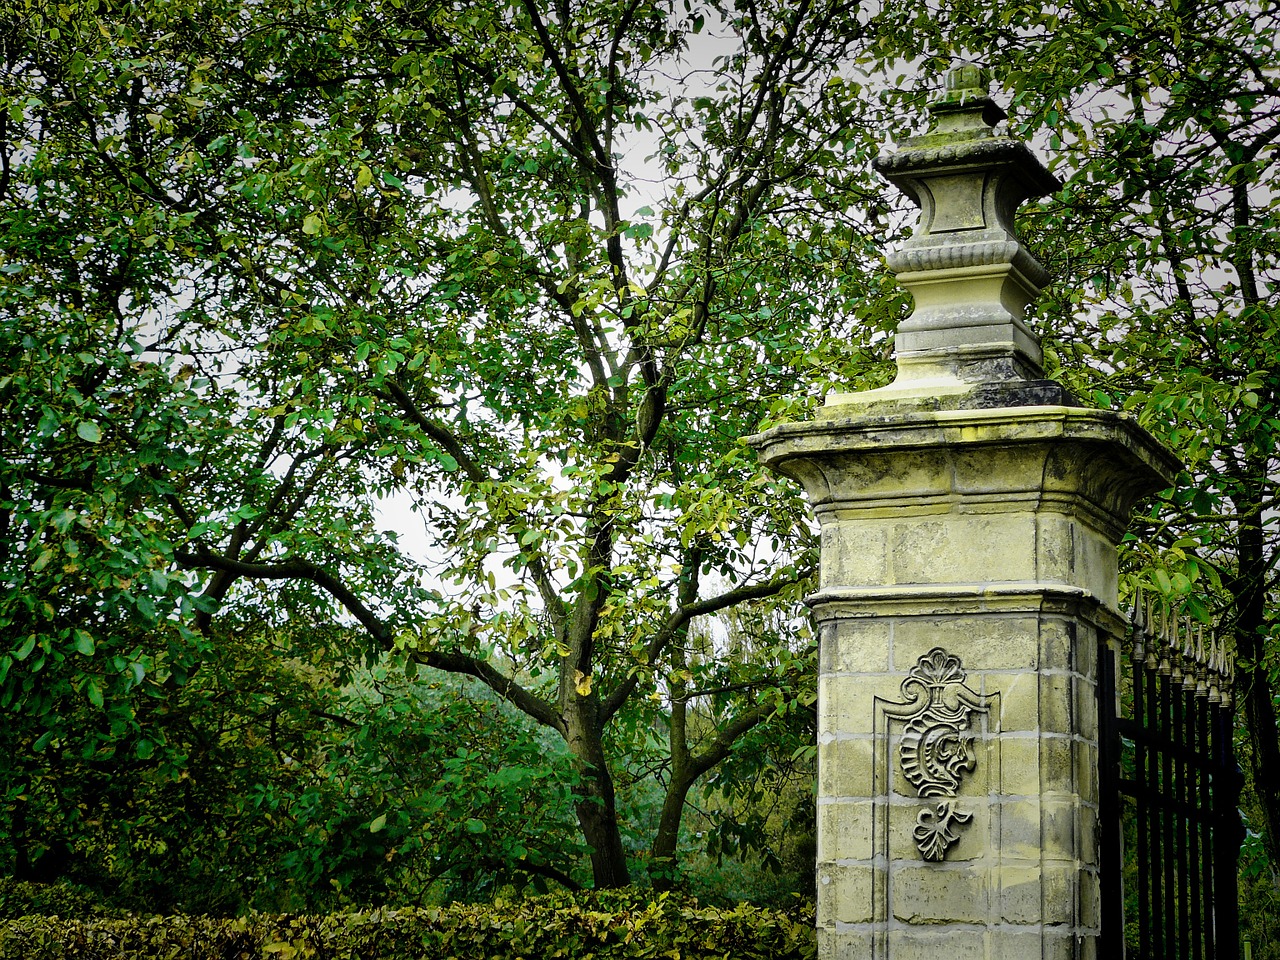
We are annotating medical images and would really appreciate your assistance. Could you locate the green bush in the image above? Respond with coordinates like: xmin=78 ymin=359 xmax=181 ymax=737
xmin=0 ymin=890 xmax=816 ymax=960
xmin=0 ymin=878 xmax=124 ymax=921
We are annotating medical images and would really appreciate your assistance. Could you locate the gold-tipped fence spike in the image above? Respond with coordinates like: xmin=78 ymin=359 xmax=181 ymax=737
xmin=1131 ymin=591 xmax=1152 ymax=665
xmin=1207 ymin=637 xmax=1223 ymax=704
xmin=1144 ymin=597 xmax=1160 ymax=670
xmin=1125 ymin=597 xmax=1239 ymax=710
xmin=1217 ymin=643 xmax=1234 ymax=709
xmin=1168 ymin=615 xmax=1184 ymax=682
xmin=1157 ymin=604 xmax=1173 ymax=676
xmin=1132 ymin=627 xmax=1146 ymax=665
xmin=1194 ymin=624 xmax=1210 ymax=699
xmin=1182 ymin=617 xmax=1198 ymax=690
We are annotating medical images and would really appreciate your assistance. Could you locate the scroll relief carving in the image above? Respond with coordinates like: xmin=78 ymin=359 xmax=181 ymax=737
xmin=888 ymin=648 xmax=992 ymax=861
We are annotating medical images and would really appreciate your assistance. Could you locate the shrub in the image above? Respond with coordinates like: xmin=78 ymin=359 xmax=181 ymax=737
xmin=0 ymin=878 xmax=124 ymax=921
xmin=0 ymin=889 xmax=817 ymax=960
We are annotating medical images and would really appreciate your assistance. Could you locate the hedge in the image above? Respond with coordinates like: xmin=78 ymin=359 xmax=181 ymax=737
xmin=0 ymin=879 xmax=126 ymax=922
xmin=0 ymin=889 xmax=817 ymax=960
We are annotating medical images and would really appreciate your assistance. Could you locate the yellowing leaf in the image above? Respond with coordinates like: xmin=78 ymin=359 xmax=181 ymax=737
xmin=574 ymin=669 xmax=592 ymax=696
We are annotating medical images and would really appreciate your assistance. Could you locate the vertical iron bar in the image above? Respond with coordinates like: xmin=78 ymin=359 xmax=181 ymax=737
xmin=1148 ymin=657 xmax=1164 ymax=960
xmin=1176 ymin=683 xmax=1190 ymax=958
xmin=1187 ymin=687 xmax=1203 ymax=960
xmin=1162 ymin=671 xmax=1177 ymax=957
xmin=1098 ymin=635 xmax=1123 ymax=952
xmin=1201 ymin=697 xmax=1216 ymax=960
xmin=1135 ymin=650 xmax=1152 ymax=958
xmin=1212 ymin=703 xmax=1242 ymax=960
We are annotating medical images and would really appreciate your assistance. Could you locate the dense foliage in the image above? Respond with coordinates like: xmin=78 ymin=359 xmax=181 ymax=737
xmin=0 ymin=620 xmax=591 ymax=914
xmin=1 ymin=0 xmax=880 ymax=898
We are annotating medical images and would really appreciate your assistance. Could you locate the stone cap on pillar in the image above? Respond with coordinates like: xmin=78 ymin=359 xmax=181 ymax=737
xmin=828 ymin=64 xmax=1072 ymax=413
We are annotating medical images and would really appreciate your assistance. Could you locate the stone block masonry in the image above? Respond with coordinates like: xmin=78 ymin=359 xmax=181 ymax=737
xmin=748 ymin=64 xmax=1180 ymax=959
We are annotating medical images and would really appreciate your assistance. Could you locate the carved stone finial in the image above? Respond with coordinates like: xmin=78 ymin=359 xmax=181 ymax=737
xmin=944 ymin=62 xmax=989 ymax=99
xmin=926 ymin=63 xmax=1007 ymax=133
xmin=869 ymin=64 xmax=1064 ymax=398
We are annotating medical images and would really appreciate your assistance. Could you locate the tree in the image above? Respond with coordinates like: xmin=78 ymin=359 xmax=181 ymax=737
xmin=1 ymin=0 xmax=898 ymax=889
xmin=865 ymin=0 xmax=1280 ymax=870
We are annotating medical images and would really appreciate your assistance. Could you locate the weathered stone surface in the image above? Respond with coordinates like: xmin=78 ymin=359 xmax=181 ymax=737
xmin=752 ymin=406 xmax=1179 ymax=544
xmin=866 ymin=64 xmax=1061 ymax=389
xmin=749 ymin=290 xmax=1173 ymax=960
xmin=819 ymin=616 xmax=892 ymax=673
xmin=817 ymin=863 xmax=877 ymax=924
xmin=817 ymin=798 xmax=875 ymax=861
xmin=746 ymin=63 xmax=1180 ymax=959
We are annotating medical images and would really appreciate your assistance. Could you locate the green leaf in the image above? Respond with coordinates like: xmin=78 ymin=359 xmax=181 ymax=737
xmin=369 ymin=813 xmax=388 ymax=833
xmin=72 ymin=629 xmax=95 ymax=656
xmin=76 ymin=421 xmax=102 ymax=443
xmin=50 ymin=509 xmax=77 ymax=533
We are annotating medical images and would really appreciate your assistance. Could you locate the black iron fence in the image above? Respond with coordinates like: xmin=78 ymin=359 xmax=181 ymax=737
xmin=1098 ymin=600 xmax=1245 ymax=960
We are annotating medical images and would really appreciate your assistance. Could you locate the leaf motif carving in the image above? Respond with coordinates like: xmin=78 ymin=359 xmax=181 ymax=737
xmin=913 ymin=800 xmax=973 ymax=862
xmin=891 ymin=647 xmax=991 ymax=861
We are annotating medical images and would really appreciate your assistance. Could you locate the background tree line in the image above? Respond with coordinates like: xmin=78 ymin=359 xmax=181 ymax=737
xmin=1 ymin=0 xmax=1276 ymax=938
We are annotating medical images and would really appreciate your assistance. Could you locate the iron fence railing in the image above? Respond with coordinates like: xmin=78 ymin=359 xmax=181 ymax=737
xmin=1098 ymin=600 xmax=1245 ymax=960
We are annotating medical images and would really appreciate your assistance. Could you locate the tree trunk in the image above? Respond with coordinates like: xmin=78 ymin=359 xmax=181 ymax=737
xmin=647 ymin=549 xmax=700 ymax=890
xmin=565 ymin=697 xmax=631 ymax=888
xmin=650 ymin=773 xmax=694 ymax=890
xmin=1234 ymin=503 xmax=1280 ymax=863
xmin=650 ymin=634 xmax=691 ymax=891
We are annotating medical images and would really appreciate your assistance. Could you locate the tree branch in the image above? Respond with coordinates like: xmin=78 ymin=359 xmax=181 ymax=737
xmin=376 ymin=378 xmax=567 ymax=631
xmin=173 ymin=549 xmax=563 ymax=732
xmin=684 ymin=699 xmax=776 ymax=785
xmin=600 ymin=567 xmax=811 ymax=723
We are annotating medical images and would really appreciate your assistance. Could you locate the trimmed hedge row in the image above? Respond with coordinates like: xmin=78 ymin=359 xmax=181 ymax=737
xmin=0 ymin=889 xmax=817 ymax=960
xmin=0 ymin=879 xmax=126 ymax=922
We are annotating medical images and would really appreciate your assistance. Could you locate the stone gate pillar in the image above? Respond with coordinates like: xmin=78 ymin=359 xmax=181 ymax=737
xmin=749 ymin=66 xmax=1181 ymax=960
